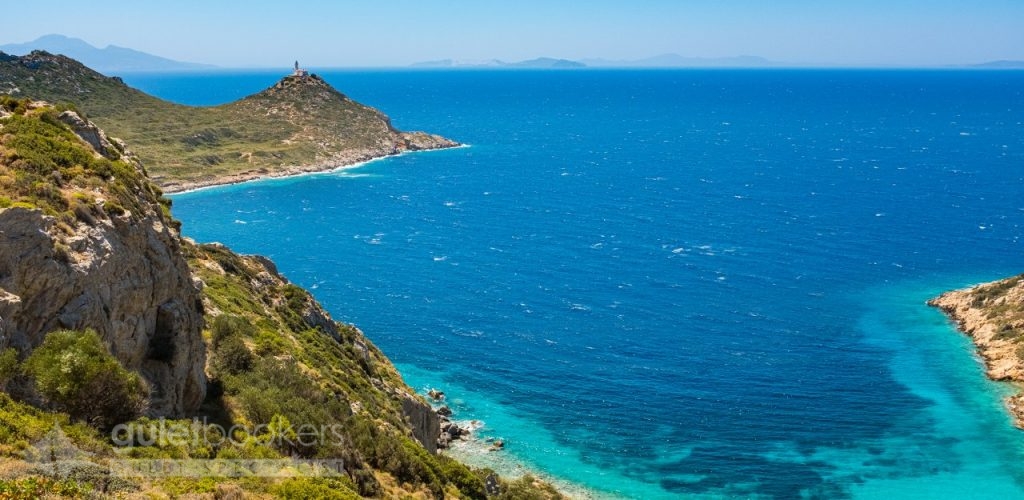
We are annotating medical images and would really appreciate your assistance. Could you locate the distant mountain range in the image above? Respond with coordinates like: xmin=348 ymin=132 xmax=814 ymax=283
xmin=0 ymin=34 xmax=214 ymax=73
xmin=969 ymin=60 xmax=1024 ymax=69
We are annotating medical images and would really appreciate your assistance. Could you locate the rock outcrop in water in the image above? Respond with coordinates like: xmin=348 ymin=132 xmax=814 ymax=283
xmin=930 ymin=274 xmax=1024 ymax=426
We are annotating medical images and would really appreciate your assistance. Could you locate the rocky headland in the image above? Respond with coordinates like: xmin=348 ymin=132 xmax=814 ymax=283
xmin=0 ymin=51 xmax=461 ymax=193
xmin=930 ymin=274 xmax=1024 ymax=426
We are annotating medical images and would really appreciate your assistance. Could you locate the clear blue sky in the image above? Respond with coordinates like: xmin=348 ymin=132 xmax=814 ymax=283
xmin=2 ymin=0 xmax=1022 ymax=67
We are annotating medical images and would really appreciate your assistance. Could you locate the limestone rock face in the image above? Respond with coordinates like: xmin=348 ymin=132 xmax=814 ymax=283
xmin=401 ymin=395 xmax=441 ymax=454
xmin=0 ymin=109 xmax=206 ymax=417
xmin=0 ymin=206 xmax=206 ymax=416
xmin=930 ymin=283 xmax=1024 ymax=382
xmin=57 ymin=110 xmax=120 ymax=160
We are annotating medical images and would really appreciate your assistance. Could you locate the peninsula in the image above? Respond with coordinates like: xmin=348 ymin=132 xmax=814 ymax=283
xmin=0 ymin=51 xmax=459 ymax=192
xmin=930 ymin=274 xmax=1024 ymax=426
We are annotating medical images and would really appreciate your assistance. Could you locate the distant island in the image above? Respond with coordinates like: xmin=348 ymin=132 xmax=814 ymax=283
xmin=411 ymin=57 xmax=585 ymax=69
xmin=583 ymin=54 xmax=777 ymax=68
xmin=0 ymin=34 xmax=215 ymax=73
xmin=411 ymin=53 xmax=779 ymax=69
xmin=410 ymin=53 xmax=1024 ymax=70
xmin=968 ymin=60 xmax=1024 ymax=69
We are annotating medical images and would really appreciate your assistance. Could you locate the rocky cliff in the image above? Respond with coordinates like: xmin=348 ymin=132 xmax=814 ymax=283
xmin=0 ymin=102 xmax=205 ymax=417
xmin=930 ymin=274 xmax=1024 ymax=426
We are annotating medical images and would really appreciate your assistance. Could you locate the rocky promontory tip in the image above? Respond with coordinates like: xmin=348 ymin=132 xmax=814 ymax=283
xmin=930 ymin=274 xmax=1024 ymax=427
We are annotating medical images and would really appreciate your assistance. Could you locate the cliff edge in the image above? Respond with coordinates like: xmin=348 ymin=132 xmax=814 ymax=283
xmin=929 ymin=274 xmax=1024 ymax=426
xmin=0 ymin=100 xmax=205 ymax=417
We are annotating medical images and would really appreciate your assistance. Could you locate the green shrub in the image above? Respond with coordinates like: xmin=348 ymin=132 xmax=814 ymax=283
xmin=439 ymin=455 xmax=487 ymax=500
xmin=153 ymin=476 xmax=220 ymax=496
xmin=994 ymin=324 xmax=1020 ymax=342
xmin=0 ymin=95 xmax=23 ymax=113
xmin=496 ymin=475 xmax=563 ymax=500
xmin=102 ymin=200 xmax=125 ymax=216
xmin=71 ymin=199 xmax=96 ymax=225
xmin=231 ymin=359 xmax=350 ymax=457
xmin=52 ymin=243 xmax=72 ymax=264
xmin=273 ymin=478 xmax=361 ymax=500
xmin=253 ymin=328 xmax=288 ymax=356
xmin=209 ymin=314 xmax=256 ymax=376
xmin=347 ymin=415 xmax=444 ymax=497
xmin=278 ymin=284 xmax=311 ymax=332
xmin=214 ymin=335 xmax=254 ymax=375
xmin=0 ymin=393 xmax=108 ymax=458
xmin=24 ymin=329 xmax=148 ymax=430
xmin=0 ymin=476 xmax=91 ymax=499
xmin=0 ymin=349 xmax=18 ymax=387
xmin=210 ymin=314 xmax=257 ymax=347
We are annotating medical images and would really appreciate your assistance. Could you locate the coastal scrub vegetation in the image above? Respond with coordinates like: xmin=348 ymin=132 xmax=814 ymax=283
xmin=0 ymin=97 xmax=175 ymax=231
xmin=966 ymin=275 xmax=1024 ymax=343
xmin=970 ymin=274 xmax=1024 ymax=308
xmin=190 ymin=243 xmax=494 ymax=498
xmin=0 ymin=52 xmax=438 ymax=191
xmin=0 ymin=96 xmax=561 ymax=497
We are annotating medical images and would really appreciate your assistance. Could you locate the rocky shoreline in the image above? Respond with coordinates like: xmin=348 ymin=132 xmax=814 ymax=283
xmin=426 ymin=388 xmax=504 ymax=452
xmin=423 ymin=388 xmax=597 ymax=498
xmin=160 ymin=135 xmax=461 ymax=194
xmin=929 ymin=274 xmax=1024 ymax=427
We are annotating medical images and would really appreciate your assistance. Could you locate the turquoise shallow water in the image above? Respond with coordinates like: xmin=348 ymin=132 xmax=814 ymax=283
xmin=137 ymin=69 xmax=1024 ymax=498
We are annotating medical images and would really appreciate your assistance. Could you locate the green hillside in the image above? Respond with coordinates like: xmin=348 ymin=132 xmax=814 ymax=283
xmin=0 ymin=51 xmax=456 ymax=192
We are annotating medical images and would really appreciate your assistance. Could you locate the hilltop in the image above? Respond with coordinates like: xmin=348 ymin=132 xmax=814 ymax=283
xmin=0 ymin=98 xmax=559 ymax=497
xmin=0 ymin=51 xmax=458 ymax=192
xmin=0 ymin=34 xmax=214 ymax=73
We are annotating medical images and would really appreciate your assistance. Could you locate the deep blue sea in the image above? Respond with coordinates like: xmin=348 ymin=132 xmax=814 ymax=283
xmin=125 ymin=69 xmax=1024 ymax=498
